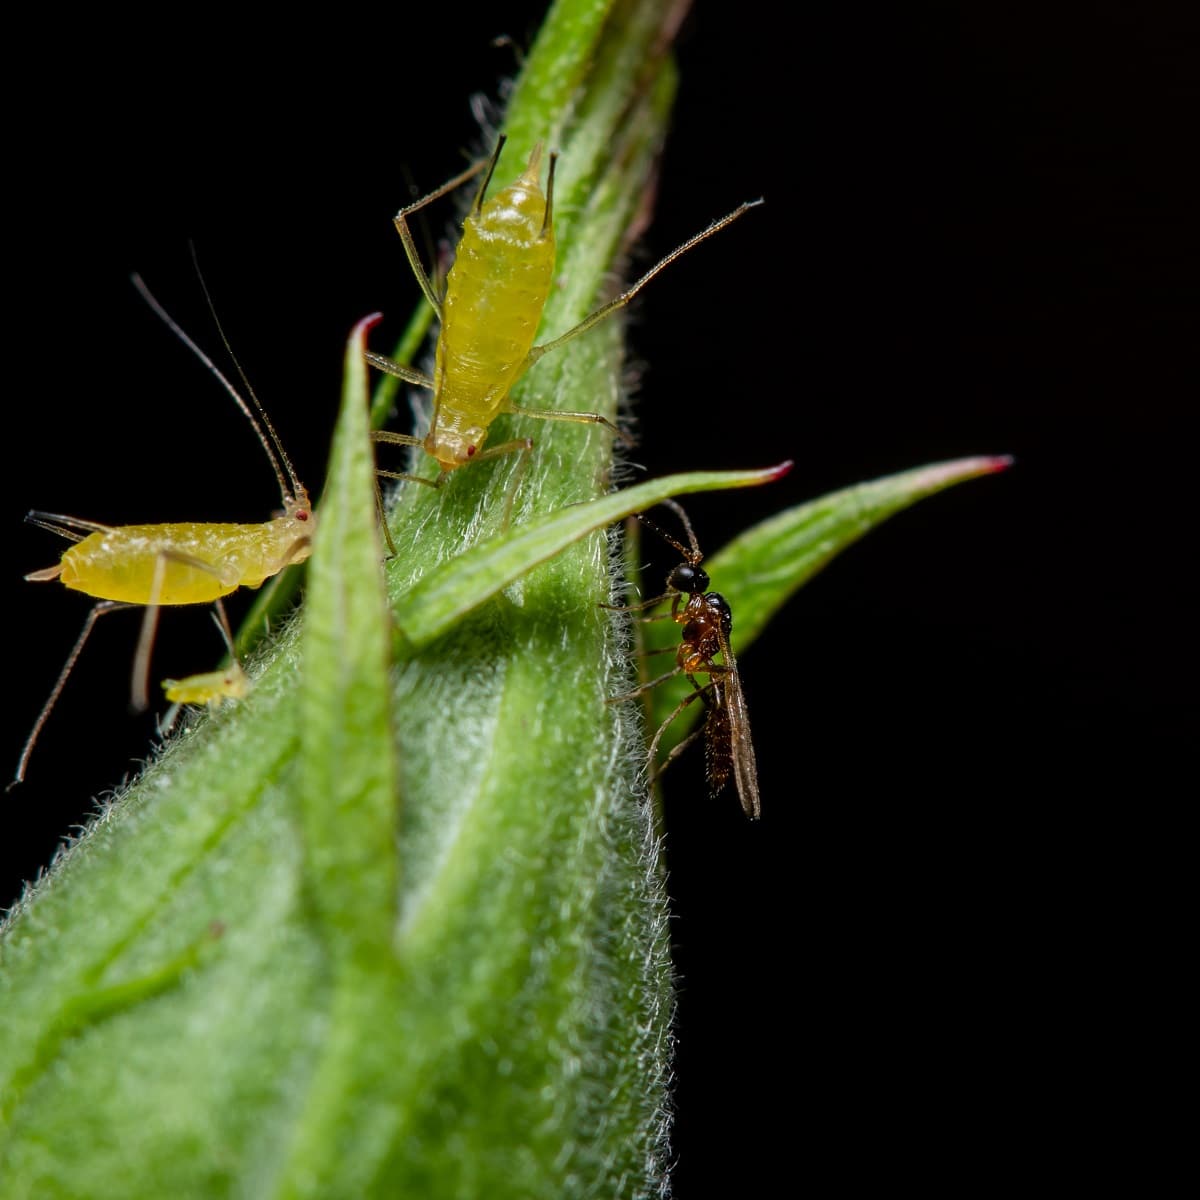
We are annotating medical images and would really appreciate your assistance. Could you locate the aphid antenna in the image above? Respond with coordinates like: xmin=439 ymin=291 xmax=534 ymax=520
xmin=131 ymin=266 xmax=302 ymax=508
xmin=187 ymin=244 xmax=306 ymax=503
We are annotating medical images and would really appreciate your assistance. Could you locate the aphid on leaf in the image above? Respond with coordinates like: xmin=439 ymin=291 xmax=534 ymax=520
xmin=161 ymin=661 xmax=250 ymax=710
xmin=611 ymin=499 xmax=761 ymax=820
xmin=367 ymin=136 xmax=760 ymax=515
xmin=159 ymin=606 xmax=252 ymax=735
xmin=12 ymin=277 xmax=313 ymax=785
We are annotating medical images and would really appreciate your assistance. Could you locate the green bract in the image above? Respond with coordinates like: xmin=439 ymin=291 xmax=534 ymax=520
xmin=0 ymin=1 xmax=1008 ymax=1195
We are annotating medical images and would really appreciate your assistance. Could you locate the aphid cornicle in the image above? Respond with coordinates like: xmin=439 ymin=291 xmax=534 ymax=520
xmin=611 ymin=499 xmax=761 ymax=820
xmin=367 ymin=136 xmax=760 ymax=504
xmin=12 ymin=277 xmax=314 ymax=785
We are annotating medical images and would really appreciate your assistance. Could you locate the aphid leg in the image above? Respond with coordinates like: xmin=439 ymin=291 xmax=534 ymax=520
xmin=375 ymin=466 xmax=442 ymax=490
xmin=371 ymin=430 xmax=441 ymax=488
xmin=157 ymin=700 xmax=185 ymax=739
xmin=210 ymin=599 xmax=239 ymax=666
xmin=393 ymin=147 xmax=496 ymax=319
xmin=276 ymin=534 xmax=314 ymax=570
xmin=130 ymin=549 xmax=234 ymax=713
xmin=371 ymin=475 xmax=400 ymax=559
xmin=364 ymin=352 xmax=435 ymax=390
xmin=521 ymin=200 xmax=763 ymax=369
xmin=452 ymin=436 xmax=534 ymax=529
xmin=503 ymin=404 xmax=634 ymax=447
xmin=373 ymin=430 xmax=444 ymax=543
xmin=11 ymin=601 xmax=137 ymax=787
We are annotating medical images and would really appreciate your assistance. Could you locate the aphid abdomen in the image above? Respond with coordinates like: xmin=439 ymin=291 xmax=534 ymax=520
xmin=435 ymin=176 xmax=556 ymax=430
xmin=55 ymin=522 xmax=290 ymax=604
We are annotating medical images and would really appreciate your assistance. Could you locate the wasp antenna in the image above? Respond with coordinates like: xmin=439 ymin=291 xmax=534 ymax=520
xmin=657 ymin=498 xmax=703 ymax=563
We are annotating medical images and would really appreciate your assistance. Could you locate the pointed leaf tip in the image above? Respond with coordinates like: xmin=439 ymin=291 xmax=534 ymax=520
xmin=351 ymin=311 xmax=384 ymax=340
xmin=909 ymin=454 xmax=1014 ymax=489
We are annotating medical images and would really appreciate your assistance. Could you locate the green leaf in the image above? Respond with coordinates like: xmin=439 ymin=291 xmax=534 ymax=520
xmin=0 ymin=0 xmax=1012 ymax=1194
xmin=394 ymin=462 xmax=791 ymax=650
xmin=1 ymin=2 xmax=725 ymax=1196
xmin=296 ymin=312 xmax=398 ymax=950
xmin=640 ymin=456 xmax=1015 ymax=743
xmin=280 ymin=313 xmax=404 ymax=1194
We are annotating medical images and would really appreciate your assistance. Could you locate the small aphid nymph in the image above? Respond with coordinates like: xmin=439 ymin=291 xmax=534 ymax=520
xmin=157 ymin=606 xmax=253 ymax=736
xmin=162 ymin=662 xmax=251 ymax=708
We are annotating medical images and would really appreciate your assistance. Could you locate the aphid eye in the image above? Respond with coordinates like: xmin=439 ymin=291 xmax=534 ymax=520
xmin=295 ymin=510 xmax=310 ymax=522
xmin=466 ymin=445 xmax=477 ymax=458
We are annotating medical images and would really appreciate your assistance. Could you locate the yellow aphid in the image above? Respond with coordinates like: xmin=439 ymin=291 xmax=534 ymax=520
xmin=162 ymin=660 xmax=251 ymax=707
xmin=368 ymin=137 xmax=760 ymax=500
xmin=157 ymin=609 xmax=252 ymax=737
xmin=12 ymin=277 xmax=313 ymax=785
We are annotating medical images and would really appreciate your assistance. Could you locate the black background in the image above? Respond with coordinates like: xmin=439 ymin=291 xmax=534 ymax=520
xmin=3 ymin=3 xmax=1194 ymax=1193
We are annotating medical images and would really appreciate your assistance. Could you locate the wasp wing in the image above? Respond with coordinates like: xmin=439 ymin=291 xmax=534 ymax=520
xmin=714 ymin=630 xmax=761 ymax=820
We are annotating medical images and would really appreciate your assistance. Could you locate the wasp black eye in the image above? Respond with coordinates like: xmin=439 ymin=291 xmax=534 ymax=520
xmin=668 ymin=563 xmax=708 ymax=593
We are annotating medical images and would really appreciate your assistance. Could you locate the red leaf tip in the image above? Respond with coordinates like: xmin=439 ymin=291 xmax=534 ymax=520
xmin=352 ymin=311 xmax=385 ymax=338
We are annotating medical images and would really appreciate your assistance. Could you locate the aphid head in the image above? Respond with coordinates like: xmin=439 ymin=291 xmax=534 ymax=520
xmin=427 ymin=426 xmax=489 ymax=470
xmin=279 ymin=486 xmax=315 ymax=528
xmin=221 ymin=664 xmax=251 ymax=702
xmin=667 ymin=562 xmax=709 ymax=595
xmin=269 ymin=487 xmax=316 ymax=569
